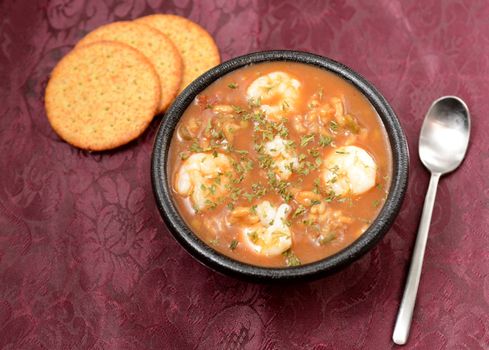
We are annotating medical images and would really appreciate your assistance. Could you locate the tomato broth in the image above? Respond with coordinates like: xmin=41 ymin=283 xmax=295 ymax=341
xmin=168 ymin=62 xmax=391 ymax=267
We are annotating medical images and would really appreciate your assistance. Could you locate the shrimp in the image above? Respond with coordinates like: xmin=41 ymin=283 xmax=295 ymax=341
xmin=322 ymin=145 xmax=377 ymax=196
xmin=246 ymin=72 xmax=301 ymax=121
xmin=240 ymin=201 xmax=292 ymax=256
xmin=264 ymin=135 xmax=299 ymax=180
xmin=174 ymin=152 xmax=234 ymax=211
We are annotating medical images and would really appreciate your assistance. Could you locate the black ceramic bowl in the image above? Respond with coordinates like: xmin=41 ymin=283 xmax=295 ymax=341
xmin=151 ymin=50 xmax=409 ymax=282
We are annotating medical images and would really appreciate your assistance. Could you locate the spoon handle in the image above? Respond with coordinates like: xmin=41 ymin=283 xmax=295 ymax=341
xmin=393 ymin=172 xmax=441 ymax=345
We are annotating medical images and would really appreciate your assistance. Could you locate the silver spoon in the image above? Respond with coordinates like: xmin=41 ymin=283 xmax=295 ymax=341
xmin=392 ymin=96 xmax=471 ymax=345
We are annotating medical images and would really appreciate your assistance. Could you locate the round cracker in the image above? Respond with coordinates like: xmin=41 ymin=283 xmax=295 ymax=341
xmin=77 ymin=21 xmax=182 ymax=113
xmin=135 ymin=14 xmax=220 ymax=91
xmin=45 ymin=41 xmax=160 ymax=151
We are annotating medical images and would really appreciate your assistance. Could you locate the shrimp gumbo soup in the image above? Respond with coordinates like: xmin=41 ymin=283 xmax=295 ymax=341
xmin=168 ymin=62 xmax=392 ymax=268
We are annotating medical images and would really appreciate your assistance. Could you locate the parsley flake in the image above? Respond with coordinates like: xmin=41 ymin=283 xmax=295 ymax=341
xmin=189 ymin=142 xmax=203 ymax=153
xmin=300 ymin=134 xmax=315 ymax=147
xmin=229 ymin=239 xmax=239 ymax=250
xmin=283 ymin=249 xmax=301 ymax=266
xmin=319 ymin=135 xmax=332 ymax=147
xmin=293 ymin=205 xmax=307 ymax=218
xmin=318 ymin=232 xmax=336 ymax=245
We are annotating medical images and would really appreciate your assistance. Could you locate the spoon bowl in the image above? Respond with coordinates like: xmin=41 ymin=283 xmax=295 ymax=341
xmin=419 ymin=96 xmax=471 ymax=174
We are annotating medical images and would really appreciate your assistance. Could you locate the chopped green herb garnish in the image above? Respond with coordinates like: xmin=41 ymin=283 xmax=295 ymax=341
xmin=325 ymin=190 xmax=337 ymax=202
xmin=210 ymin=128 xmax=224 ymax=140
xmin=276 ymin=122 xmax=289 ymax=138
xmin=251 ymin=183 xmax=267 ymax=197
xmin=285 ymin=139 xmax=296 ymax=149
xmin=262 ymin=130 xmax=274 ymax=141
xmin=300 ymin=134 xmax=315 ymax=147
xmin=313 ymin=178 xmax=321 ymax=194
xmin=308 ymin=148 xmax=320 ymax=158
xmin=232 ymin=160 xmax=244 ymax=174
xmin=232 ymin=174 xmax=245 ymax=184
xmin=292 ymin=205 xmax=307 ymax=218
xmin=204 ymin=120 xmax=212 ymax=134
xmin=344 ymin=115 xmax=360 ymax=134
xmin=281 ymin=191 xmax=293 ymax=203
xmin=282 ymin=162 xmax=292 ymax=173
xmin=266 ymin=171 xmax=293 ymax=202
xmin=248 ymin=231 xmax=259 ymax=243
xmin=205 ymin=199 xmax=217 ymax=209
xmin=258 ymin=154 xmax=273 ymax=169
xmin=248 ymin=97 xmax=261 ymax=107
xmin=253 ymin=143 xmax=263 ymax=153
xmin=318 ymin=232 xmax=336 ymax=245
xmin=229 ymin=239 xmax=239 ymax=250
xmin=243 ymin=192 xmax=255 ymax=202
xmin=232 ymin=105 xmax=245 ymax=114
xmin=243 ymin=160 xmax=254 ymax=171
xmin=319 ymin=134 xmax=332 ymax=147
xmin=228 ymin=82 xmax=238 ymax=89
xmin=179 ymin=151 xmax=190 ymax=160
xmin=189 ymin=141 xmax=203 ymax=153
xmin=230 ymin=188 xmax=242 ymax=201
xmin=250 ymin=205 xmax=257 ymax=214
xmin=329 ymin=165 xmax=340 ymax=174
xmin=297 ymin=167 xmax=310 ymax=176
xmin=283 ymin=249 xmax=301 ymax=266
xmin=208 ymin=184 xmax=217 ymax=195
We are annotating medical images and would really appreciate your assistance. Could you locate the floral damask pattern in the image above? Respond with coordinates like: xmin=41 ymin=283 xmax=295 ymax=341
xmin=1 ymin=0 xmax=488 ymax=349
xmin=71 ymin=174 xmax=163 ymax=295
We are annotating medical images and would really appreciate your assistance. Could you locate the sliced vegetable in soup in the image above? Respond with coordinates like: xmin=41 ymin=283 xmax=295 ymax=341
xmin=168 ymin=62 xmax=391 ymax=267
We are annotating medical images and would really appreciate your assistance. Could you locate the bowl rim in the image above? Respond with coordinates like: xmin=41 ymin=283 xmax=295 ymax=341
xmin=151 ymin=50 xmax=409 ymax=282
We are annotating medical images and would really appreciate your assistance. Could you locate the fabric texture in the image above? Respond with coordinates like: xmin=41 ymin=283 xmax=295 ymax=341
xmin=0 ymin=0 xmax=488 ymax=349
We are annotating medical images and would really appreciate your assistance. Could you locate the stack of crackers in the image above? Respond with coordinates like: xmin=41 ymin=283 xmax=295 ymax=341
xmin=45 ymin=14 xmax=220 ymax=151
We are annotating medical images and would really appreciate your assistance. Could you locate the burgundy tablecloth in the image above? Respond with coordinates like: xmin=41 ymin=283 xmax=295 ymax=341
xmin=1 ymin=1 xmax=488 ymax=349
